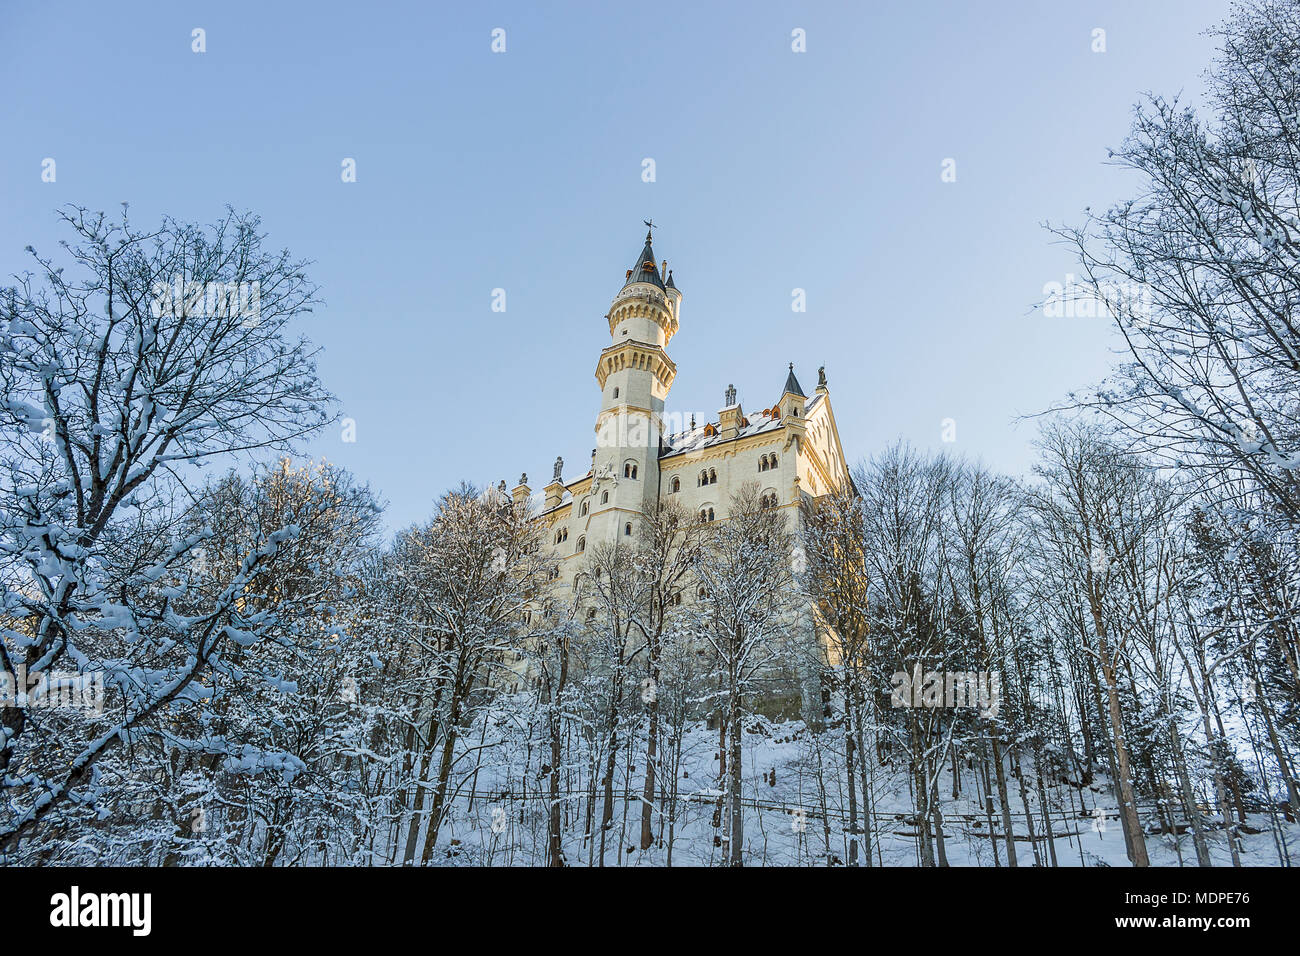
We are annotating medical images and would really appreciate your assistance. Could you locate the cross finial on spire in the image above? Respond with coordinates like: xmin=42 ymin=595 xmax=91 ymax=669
xmin=643 ymin=218 xmax=655 ymax=241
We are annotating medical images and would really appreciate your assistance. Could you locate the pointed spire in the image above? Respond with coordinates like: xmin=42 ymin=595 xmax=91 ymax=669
xmin=621 ymin=222 xmax=665 ymax=291
xmin=782 ymin=362 xmax=806 ymax=398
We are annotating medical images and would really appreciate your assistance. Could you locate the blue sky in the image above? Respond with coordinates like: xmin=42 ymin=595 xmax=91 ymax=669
xmin=1 ymin=0 xmax=1230 ymax=533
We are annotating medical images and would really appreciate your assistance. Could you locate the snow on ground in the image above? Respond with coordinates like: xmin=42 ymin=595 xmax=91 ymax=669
xmin=424 ymin=718 xmax=1298 ymax=866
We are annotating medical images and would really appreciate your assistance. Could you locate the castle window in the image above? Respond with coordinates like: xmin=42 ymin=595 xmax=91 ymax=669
xmin=580 ymin=501 xmax=589 ymax=517
xmin=698 ymin=470 xmax=707 ymax=487
xmin=577 ymin=536 xmax=585 ymax=553
xmin=759 ymin=456 xmax=768 ymax=472
xmin=709 ymin=469 xmax=717 ymax=485
xmin=698 ymin=585 xmax=708 ymax=599
xmin=586 ymin=608 xmax=597 ymax=621
xmin=624 ymin=462 xmax=638 ymax=479
xmin=761 ymin=492 xmax=777 ymax=509
xmin=601 ymin=491 xmax=609 ymax=504
xmin=671 ymin=591 xmax=683 ymax=606
xmin=613 ymin=387 xmax=620 ymax=399
xmin=770 ymin=453 xmax=778 ymax=468
xmin=699 ymin=507 xmax=715 ymax=523
xmin=670 ymin=477 xmax=680 ymax=494
xmin=624 ymin=523 xmax=632 ymax=536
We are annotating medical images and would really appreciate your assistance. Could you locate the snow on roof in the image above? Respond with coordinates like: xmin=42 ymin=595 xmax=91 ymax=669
xmin=660 ymin=409 xmax=783 ymax=458
xmin=659 ymin=393 xmax=823 ymax=459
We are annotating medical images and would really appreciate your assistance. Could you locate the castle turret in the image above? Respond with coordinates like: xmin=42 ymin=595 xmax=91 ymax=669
xmin=778 ymin=363 xmax=808 ymax=455
xmin=586 ymin=224 xmax=681 ymax=545
xmin=779 ymin=363 xmax=806 ymax=418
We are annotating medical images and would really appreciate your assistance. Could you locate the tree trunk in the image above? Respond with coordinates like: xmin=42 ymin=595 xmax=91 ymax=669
xmin=639 ymin=662 xmax=660 ymax=851
xmin=1099 ymin=654 xmax=1149 ymax=866
xmin=990 ymin=737 xmax=1018 ymax=867
xmin=727 ymin=685 xmax=744 ymax=867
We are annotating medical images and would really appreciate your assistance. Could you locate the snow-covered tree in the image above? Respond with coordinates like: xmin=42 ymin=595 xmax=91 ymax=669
xmin=0 ymin=206 xmax=331 ymax=860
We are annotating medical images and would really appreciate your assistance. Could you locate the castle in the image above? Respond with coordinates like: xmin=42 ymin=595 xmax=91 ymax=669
xmin=509 ymin=224 xmax=853 ymax=719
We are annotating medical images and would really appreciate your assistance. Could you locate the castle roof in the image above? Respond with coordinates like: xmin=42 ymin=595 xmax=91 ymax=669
xmin=622 ymin=229 xmax=665 ymax=291
xmin=782 ymin=363 xmax=806 ymax=398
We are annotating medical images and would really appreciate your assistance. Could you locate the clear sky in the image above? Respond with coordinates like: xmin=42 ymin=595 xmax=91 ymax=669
xmin=1 ymin=0 xmax=1231 ymax=534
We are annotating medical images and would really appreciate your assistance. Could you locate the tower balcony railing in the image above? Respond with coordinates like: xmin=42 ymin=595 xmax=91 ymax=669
xmin=611 ymin=285 xmax=668 ymax=310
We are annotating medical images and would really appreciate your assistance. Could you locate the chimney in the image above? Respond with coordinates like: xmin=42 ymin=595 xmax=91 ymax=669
xmin=512 ymin=473 xmax=531 ymax=506
xmin=719 ymin=386 xmax=743 ymax=439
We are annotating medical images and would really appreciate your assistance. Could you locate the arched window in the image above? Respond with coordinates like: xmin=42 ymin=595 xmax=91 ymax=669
xmin=601 ymin=491 xmax=609 ymax=504
xmin=699 ymin=507 xmax=715 ymax=523
xmin=670 ymin=476 xmax=680 ymax=494
xmin=580 ymin=500 xmax=589 ymax=517
xmin=613 ymin=387 xmax=619 ymax=399
xmin=708 ymin=469 xmax=717 ymax=485
xmin=586 ymin=608 xmax=597 ymax=621
xmin=698 ymin=470 xmax=707 ymax=487
xmin=761 ymin=493 xmax=777 ymax=509
xmin=770 ymin=453 xmax=778 ymax=468
xmin=759 ymin=456 xmax=768 ymax=472
xmin=576 ymin=536 xmax=585 ymax=553
xmin=697 ymin=585 xmax=708 ymax=599
xmin=624 ymin=462 xmax=638 ymax=479
xmin=624 ymin=522 xmax=632 ymax=536
xmin=671 ymin=591 xmax=683 ymax=606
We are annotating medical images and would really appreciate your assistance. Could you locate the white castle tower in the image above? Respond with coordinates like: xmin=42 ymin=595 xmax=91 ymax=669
xmin=584 ymin=224 xmax=682 ymax=544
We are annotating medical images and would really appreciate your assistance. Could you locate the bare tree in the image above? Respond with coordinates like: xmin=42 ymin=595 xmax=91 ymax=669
xmin=0 ymin=206 xmax=331 ymax=857
xmin=693 ymin=482 xmax=796 ymax=866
